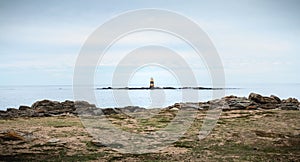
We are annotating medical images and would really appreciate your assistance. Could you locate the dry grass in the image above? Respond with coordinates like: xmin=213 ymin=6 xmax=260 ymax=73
xmin=0 ymin=109 xmax=300 ymax=161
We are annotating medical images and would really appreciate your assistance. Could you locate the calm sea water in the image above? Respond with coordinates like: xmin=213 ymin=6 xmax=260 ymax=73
xmin=0 ymin=84 xmax=299 ymax=110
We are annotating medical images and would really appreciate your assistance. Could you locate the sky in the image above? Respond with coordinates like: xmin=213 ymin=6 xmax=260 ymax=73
xmin=0 ymin=0 xmax=300 ymax=87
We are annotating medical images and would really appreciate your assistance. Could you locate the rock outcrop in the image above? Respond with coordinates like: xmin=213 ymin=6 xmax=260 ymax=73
xmin=166 ymin=93 xmax=299 ymax=111
xmin=281 ymin=97 xmax=300 ymax=110
xmin=0 ymin=100 xmax=95 ymax=119
xmin=0 ymin=93 xmax=299 ymax=119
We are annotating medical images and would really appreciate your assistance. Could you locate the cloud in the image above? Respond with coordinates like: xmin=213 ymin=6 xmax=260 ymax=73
xmin=0 ymin=24 xmax=93 ymax=47
xmin=1 ymin=1 xmax=300 ymax=86
xmin=0 ymin=53 xmax=76 ymax=69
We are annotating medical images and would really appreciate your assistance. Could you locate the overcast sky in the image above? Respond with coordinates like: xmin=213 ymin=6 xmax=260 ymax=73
xmin=0 ymin=0 xmax=299 ymax=86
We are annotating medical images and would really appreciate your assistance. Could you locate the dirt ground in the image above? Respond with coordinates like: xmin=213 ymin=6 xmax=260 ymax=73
xmin=0 ymin=109 xmax=300 ymax=161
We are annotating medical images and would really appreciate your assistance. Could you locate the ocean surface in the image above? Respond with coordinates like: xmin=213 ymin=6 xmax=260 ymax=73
xmin=0 ymin=84 xmax=299 ymax=110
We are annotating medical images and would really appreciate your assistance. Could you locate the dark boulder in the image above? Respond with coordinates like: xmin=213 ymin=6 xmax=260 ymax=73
xmin=18 ymin=109 xmax=36 ymax=117
xmin=249 ymin=93 xmax=279 ymax=104
xmin=248 ymin=93 xmax=263 ymax=103
xmin=281 ymin=97 xmax=299 ymax=110
xmin=31 ymin=100 xmax=63 ymax=111
xmin=281 ymin=104 xmax=299 ymax=110
xmin=7 ymin=108 xmax=19 ymax=112
xmin=198 ymin=102 xmax=210 ymax=110
xmin=220 ymin=96 xmax=258 ymax=110
xmin=270 ymin=95 xmax=281 ymax=103
xmin=61 ymin=100 xmax=75 ymax=110
xmin=102 ymin=108 xmax=119 ymax=115
xmin=259 ymin=103 xmax=281 ymax=109
xmin=282 ymin=97 xmax=299 ymax=104
xmin=31 ymin=100 xmax=76 ymax=116
xmin=19 ymin=106 xmax=31 ymax=111
xmin=226 ymin=97 xmax=255 ymax=110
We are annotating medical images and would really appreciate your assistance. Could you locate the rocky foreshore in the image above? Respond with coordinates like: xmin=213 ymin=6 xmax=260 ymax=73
xmin=0 ymin=92 xmax=300 ymax=161
xmin=0 ymin=93 xmax=299 ymax=119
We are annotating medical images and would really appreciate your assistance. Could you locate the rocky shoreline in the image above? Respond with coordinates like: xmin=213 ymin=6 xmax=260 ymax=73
xmin=0 ymin=92 xmax=300 ymax=161
xmin=0 ymin=93 xmax=299 ymax=119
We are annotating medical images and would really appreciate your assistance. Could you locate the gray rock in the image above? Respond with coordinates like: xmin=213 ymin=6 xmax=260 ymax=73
xmin=93 ymin=109 xmax=104 ymax=116
xmin=226 ymin=97 xmax=253 ymax=109
xmin=75 ymin=101 xmax=96 ymax=109
xmin=73 ymin=106 xmax=98 ymax=116
xmin=48 ymin=138 xmax=60 ymax=143
xmin=19 ymin=109 xmax=35 ymax=117
xmin=277 ymin=97 xmax=299 ymax=110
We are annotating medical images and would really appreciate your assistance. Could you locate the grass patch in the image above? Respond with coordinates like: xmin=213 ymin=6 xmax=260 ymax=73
xmin=174 ymin=141 xmax=195 ymax=148
xmin=1 ymin=151 xmax=106 ymax=162
xmin=46 ymin=120 xmax=81 ymax=128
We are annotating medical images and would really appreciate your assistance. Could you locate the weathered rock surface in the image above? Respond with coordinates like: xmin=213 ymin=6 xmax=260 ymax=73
xmin=166 ymin=93 xmax=299 ymax=111
xmin=0 ymin=100 xmax=95 ymax=119
xmin=249 ymin=93 xmax=279 ymax=104
xmin=0 ymin=129 xmax=35 ymax=141
xmin=281 ymin=97 xmax=300 ymax=110
xmin=116 ymin=106 xmax=146 ymax=113
xmin=0 ymin=93 xmax=299 ymax=119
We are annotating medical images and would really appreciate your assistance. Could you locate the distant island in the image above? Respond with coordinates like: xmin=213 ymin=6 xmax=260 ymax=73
xmin=96 ymin=86 xmax=236 ymax=90
xmin=96 ymin=78 xmax=237 ymax=90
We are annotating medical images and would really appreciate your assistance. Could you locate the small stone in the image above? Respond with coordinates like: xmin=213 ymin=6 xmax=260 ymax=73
xmin=91 ymin=140 xmax=106 ymax=147
xmin=246 ymin=105 xmax=257 ymax=110
xmin=170 ymin=107 xmax=179 ymax=111
xmin=48 ymin=138 xmax=60 ymax=143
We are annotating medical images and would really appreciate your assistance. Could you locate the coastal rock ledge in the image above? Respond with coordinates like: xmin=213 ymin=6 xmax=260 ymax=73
xmin=0 ymin=93 xmax=299 ymax=119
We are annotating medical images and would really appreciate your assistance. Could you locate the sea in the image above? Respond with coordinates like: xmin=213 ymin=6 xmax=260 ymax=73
xmin=0 ymin=83 xmax=299 ymax=110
